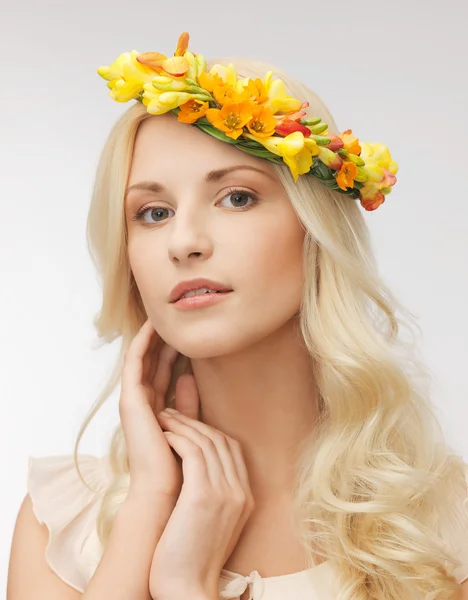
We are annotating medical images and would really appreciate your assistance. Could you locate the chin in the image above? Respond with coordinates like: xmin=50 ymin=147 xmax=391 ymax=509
xmin=169 ymin=330 xmax=247 ymax=360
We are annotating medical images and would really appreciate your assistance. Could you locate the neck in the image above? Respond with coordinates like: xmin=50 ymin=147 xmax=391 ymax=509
xmin=190 ymin=317 xmax=319 ymax=501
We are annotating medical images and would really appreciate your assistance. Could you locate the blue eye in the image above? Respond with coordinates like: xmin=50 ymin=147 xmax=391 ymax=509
xmin=131 ymin=188 xmax=259 ymax=224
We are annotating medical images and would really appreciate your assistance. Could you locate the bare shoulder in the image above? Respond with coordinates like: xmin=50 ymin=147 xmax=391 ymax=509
xmin=7 ymin=493 xmax=81 ymax=599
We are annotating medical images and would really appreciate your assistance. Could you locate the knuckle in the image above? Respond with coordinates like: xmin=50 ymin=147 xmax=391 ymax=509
xmin=231 ymin=488 xmax=248 ymax=506
xmin=227 ymin=437 xmax=242 ymax=452
xmin=205 ymin=435 xmax=220 ymax=450
xmin=188 ymin=444 xmax=204 ymax=459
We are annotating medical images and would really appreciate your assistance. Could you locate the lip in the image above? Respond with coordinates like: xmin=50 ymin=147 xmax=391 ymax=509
xmin=169 ymin=278 xmax=233 ymax=303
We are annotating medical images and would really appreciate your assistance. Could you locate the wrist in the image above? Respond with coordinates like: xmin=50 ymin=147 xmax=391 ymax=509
xmin=124 ymin=487 xmax=176 ymax=514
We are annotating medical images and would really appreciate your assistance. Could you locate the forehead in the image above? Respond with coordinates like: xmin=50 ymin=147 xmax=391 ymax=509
xmin=127 ymin=113 xmax=279 ymax=187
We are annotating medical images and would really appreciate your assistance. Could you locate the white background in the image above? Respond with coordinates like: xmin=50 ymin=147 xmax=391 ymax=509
xmin=1 ymin=0 xmax=467 ymax=592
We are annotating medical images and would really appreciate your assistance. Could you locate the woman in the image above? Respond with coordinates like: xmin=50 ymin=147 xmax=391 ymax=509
xmin=7 ymin=32 xmax=468 ymax=600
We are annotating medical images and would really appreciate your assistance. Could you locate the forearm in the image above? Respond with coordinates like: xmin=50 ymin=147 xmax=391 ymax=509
xmin=82 ymin=491 xmax=173 ymax=600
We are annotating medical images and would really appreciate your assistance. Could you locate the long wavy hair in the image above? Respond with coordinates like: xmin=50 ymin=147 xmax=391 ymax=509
xmin=74 ymin=56 xmax=467 ymax=599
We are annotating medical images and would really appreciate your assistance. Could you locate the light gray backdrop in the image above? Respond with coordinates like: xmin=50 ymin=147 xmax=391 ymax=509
xmin=1 ymin=0 xmax=467 ymax=593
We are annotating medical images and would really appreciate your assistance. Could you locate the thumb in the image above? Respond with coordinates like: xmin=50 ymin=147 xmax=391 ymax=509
xmin=174 ymin=373 xmax=200 ymax=421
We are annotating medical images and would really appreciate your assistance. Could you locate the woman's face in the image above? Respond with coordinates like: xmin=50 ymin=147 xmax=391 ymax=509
xmin=125 ymin=114 xmax=306 ymax=358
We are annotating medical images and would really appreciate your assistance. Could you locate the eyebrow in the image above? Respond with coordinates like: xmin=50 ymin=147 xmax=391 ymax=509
xmin=124 ymin=164 xmax=277 ymax=201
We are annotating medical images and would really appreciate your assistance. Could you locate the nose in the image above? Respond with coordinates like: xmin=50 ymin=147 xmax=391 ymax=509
xmin=167 ymin=206 xmax=213 ymax=265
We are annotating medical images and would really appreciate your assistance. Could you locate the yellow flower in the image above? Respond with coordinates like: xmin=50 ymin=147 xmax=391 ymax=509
xmin=317 ymin=146 xmax=343 ymax=170
xmin=208 ymin=63 xmax=238 ymax=88
xmin=142 ymin=84 xmax=194 ymax=114
xmin=150 ymin=75 xmax=191 ymax=92
xmin=177 ymin=99 xmax=209 ymax=123
xmin=358 ymin=161 xmax=397 ymax=211
xmin=263 ymin=71 xmax=302 ymax=115
xmin=97 ymin=50 xmax=157 ymax=102
xmin=360 ymin=142 xmax=398 ymax=175
xmin=184 ymin=51 xmax=205 ymax=80
xmin=246 ymin=106 xmax=277 ymax=138
xmin=247 ymin=131 xmax=318 ymax=181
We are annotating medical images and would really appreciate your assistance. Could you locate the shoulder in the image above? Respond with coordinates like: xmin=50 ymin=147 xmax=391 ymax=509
xmin=8 ymin=493 xmax=81 ymax=598
xmin=8 ymin=454 xmax=112 ymax=597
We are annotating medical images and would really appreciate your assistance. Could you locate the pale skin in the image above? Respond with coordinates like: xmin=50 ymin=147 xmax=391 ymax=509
xmin=125 ymin=114 xmax=320 ymax=595
xmin=126 ymin=114 xmax=319 ymax=506
xmin=7 ymin=113 xmax=468 ymax=599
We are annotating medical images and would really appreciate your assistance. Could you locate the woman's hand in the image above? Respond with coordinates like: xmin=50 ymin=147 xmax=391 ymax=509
xmin=119 ymin=318 xmax=199 ymax=500
xmin=149 ymin=409 xmax=255 ymax=600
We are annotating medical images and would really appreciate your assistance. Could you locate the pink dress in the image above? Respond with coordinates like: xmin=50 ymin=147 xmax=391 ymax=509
xmin=27 ymin=454 xmax=468 ymax=599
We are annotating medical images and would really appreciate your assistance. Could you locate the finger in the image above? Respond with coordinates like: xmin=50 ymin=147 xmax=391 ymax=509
xmin=165 ymin=413 xmax=251 ymax=498
xmin=174 ymin=374 xmax=200 ymax=420
xmin=121 ymin=319 xmax=158 ymax=397
xmin=158 ymin=412 xmax=238 ymax=489
xmin=146 ymin=323 xmax=171 ymax=382
xmin=151 ymin=343 xmax=180 ymax=414
xmin=162 ymin=432 xmax=211 ymax=491
xmin=224 ymin=438 xmax=253 ymax=503
xmin=144 ymin=327 xmax=165 ymax=382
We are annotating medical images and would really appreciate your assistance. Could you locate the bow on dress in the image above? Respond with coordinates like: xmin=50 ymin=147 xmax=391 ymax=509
xmin=220 ymin=570 xmax=266 ymax=600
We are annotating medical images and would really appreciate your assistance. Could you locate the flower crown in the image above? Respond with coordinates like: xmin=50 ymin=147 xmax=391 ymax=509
xmin=97 ymin=32 xmax=398 ymax=211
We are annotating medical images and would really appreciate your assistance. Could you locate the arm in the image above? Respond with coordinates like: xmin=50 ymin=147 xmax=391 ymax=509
xmin=7 ymin=491 xmax=174 ymax=600
xmin=82 ymin=490 xmax=175 ymax=600
xmin=461 ymin=579 xmax=468 ymax=599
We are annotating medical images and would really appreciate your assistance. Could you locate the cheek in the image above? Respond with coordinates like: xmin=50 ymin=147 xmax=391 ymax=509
xmin=245 ymin=218 xmax=305 ymax=299
xmin=127 ymin=236 xmax=163 ymax=302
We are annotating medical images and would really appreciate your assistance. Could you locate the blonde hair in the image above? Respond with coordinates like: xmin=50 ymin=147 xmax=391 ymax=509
xmin=75 ymin=56 xmax=466 ymax=599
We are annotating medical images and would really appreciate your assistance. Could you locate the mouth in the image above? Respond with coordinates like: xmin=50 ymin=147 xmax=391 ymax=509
xmin=178 ymin=289 xmax=231 ymax=300
xmin=172 ymin=289 xmax=233 ymax=310
xmin=169 ymin=279 xmax=233 ymax=303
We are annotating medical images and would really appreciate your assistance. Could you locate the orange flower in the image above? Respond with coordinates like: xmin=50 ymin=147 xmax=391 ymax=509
xmin=174 ymin=32 xmax=189 ymax=57
xmin=177 ymin=99 xmax=209 ymax=123
xmin=246 ymin=106 xmax=277 ymax=138
xmin=136 ymin=52 xmax=167 ymax=73
xmin=238 ymin=78 xmax=269 ymax=104
xmin=360 ymin=190 xmax=385 ymax=211
xmin=198 ymin=70 xmax=224 ymax=92
xmin=336 ymin=161 xmax=358 ymax=191
xmin=136 ymin=32 xmax=190 ymax=78
xmin=338 ymin=129 xmax=361 ymax=156
xmin=213 ymin=82 xmax=245 ymax=106
xmin=206 ymin=101 xmax=255 ymax=139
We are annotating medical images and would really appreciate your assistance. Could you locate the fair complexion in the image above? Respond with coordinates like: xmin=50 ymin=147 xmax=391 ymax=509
xmin=125 ymin=113 xmax=318 ymax=505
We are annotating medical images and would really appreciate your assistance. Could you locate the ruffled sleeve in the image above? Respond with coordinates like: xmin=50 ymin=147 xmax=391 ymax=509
xmin=27 ymin=453 xmax=112 ymax=593
xmin=439 ymin=463 xmax=468 ymax=584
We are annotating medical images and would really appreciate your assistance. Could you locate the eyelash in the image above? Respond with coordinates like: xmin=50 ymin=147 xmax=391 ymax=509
xmin=130 ymin=187 xmax=259 ymax=224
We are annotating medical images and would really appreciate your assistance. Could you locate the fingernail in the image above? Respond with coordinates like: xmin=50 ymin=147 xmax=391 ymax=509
xmin=163 ymin=407 xmax=178 ymax=415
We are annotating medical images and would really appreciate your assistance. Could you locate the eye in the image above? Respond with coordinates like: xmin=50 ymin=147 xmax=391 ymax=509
xmin=131 ymin=205 xmax=175 ymax=224
xmin=130 ymin=188 xmax=258 ymax=224
xmin=217 ymin=188 xmax=259 ymax=210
